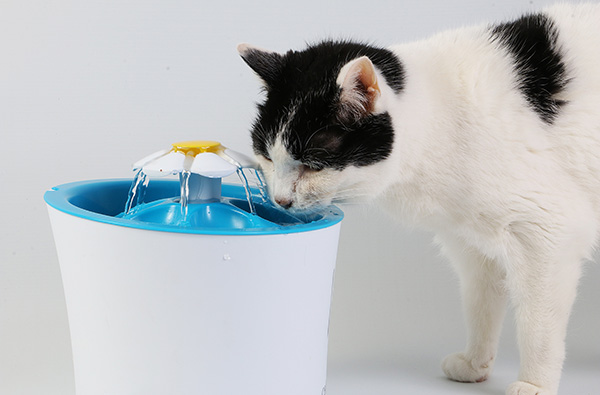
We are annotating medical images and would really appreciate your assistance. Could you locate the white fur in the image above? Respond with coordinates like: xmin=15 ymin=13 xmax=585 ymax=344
xmin=259 ymin=4 xmax=600 ymax=395
xmin=375 ymin=5 xmax=600 ymax=395
xmin=259 ymin=136 xmax=348 ymax=209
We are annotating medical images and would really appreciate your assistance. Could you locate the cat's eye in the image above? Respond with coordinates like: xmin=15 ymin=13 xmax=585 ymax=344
xmin=300 ymin=164 xmax=323 ymax=174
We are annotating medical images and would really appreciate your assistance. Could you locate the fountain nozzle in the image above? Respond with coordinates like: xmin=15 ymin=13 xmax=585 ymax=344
xmin=122 ymin=140 xmax=268 ymax=226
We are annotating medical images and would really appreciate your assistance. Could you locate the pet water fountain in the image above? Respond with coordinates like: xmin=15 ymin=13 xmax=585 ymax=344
xmin=45 ymin=140 xmax=343 ymax=395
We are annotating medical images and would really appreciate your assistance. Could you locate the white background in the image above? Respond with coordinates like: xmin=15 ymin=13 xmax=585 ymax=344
xmin=1 ymin=1 xmax=598 ymax=394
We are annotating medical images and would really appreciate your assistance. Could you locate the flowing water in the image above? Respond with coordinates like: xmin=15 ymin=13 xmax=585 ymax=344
xmin=236 ymin=168 xmax=256 ymax=215
xmin=179 ymin=170 xmax=191 ymax=220
xmin=253 ymin=168 xmax=268 ymax=203
xmin=123 ymin=170 xmax=149 ymax=215
xmin=119 ymin=148 xmax=318 ymax=227
xmin=122 ymin=165 xmax=269 ymax=224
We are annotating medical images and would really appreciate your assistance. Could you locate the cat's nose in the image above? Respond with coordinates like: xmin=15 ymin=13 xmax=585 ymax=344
xmin=275 ymin=197 xmax=293 ymax=209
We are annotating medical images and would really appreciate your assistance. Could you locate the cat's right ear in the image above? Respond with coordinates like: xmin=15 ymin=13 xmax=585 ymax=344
xmin=336 ymin=56 xmax=381 ymax=123
xmin=237 ymin=43 xmax=283 ymax=87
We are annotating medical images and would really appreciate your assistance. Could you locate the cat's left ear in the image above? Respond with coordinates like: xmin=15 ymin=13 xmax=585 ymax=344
xmin=336 ymin=56 xmax=381 ymax=123
xmin=237 ymin=43 xmax=283 ymax=87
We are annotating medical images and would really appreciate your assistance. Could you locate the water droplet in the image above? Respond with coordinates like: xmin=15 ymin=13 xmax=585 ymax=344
xmin=222 ymin=253 xmax=231 ymax=261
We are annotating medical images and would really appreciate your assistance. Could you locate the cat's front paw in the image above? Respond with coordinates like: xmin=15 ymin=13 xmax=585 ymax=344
xmin=506 ymin=381 xmax=551 ymax=395
xmin=441 ymin=352 xmax=494 ymax=383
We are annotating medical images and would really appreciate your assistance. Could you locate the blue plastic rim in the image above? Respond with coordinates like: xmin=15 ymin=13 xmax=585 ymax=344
xmin=44 ymin=179 xmax=344 ymax=235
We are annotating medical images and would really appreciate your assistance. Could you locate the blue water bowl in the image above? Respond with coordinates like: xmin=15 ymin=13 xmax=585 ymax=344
xmin=44 ymin=179 xmax=343 ymax=235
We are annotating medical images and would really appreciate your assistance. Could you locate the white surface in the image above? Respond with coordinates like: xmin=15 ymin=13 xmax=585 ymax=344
xmin=48 ymin=206 xmax=339 ymax=395
xmin=327 ymin=355 xmax=600 ymax=395
xmin=1 ymin=1 xmax=598 ymax=394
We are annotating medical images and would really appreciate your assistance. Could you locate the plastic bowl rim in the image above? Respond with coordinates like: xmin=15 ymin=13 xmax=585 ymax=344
xmin=44 ymin=178 xmax=344 ymax=235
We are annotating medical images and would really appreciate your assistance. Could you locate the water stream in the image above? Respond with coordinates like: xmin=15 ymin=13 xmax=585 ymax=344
xmin=119 ymin=146 xmax=318 ymax=228
xmin=123 ymin=170 xmax=149 ymax=215
xmin=236 ymin=168 xmax=256 ymax=215
xmin=122 ymin=166 xmax=268 ymax=223
xmin=179 ymin=170 xmax=191 ymax=220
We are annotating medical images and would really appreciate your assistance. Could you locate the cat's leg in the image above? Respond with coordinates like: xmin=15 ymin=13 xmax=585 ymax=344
xmin=504 ymin=249 xmax=583 ymax=395
xmin=438 ymin=237 xmax=508 ymax=383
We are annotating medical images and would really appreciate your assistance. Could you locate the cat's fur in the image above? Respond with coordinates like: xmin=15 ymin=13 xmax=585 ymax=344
xmin=238 ymin=4 xmax=600 ymax=395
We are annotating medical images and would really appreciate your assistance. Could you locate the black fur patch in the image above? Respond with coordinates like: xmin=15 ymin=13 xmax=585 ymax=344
xmin=491 ymin=13 xmax=568 ymax=123
xmin=247 ymin=40 xmax=404 ymax=170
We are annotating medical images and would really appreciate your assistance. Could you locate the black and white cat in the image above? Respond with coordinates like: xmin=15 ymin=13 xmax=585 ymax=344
xmin=238 ymin=4 xmax=599 ymax=395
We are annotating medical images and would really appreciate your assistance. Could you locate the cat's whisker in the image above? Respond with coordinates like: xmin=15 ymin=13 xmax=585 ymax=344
xmin=303 ymin=124 xmax=332 ymax=148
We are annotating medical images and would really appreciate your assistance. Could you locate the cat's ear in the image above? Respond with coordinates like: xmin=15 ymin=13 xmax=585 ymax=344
xmin=237 ymin=43 xmax=283 ymax=87
xmin=336 ymin=56 xmax=381 ymax=123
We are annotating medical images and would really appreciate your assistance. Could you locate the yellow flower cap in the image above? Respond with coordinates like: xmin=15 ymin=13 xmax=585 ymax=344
xmin=172 ymin=140 xmax=224 ymax=156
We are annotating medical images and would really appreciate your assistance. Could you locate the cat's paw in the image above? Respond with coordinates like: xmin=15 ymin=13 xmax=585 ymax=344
xmin=506 ymin=381 xmax=551 ymax=395
xmin=441 ymin=352 xmax=494 ymax=383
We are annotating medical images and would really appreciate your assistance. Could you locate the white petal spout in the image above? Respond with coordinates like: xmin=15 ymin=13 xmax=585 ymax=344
xmin=222 ymin=148 xmax=258 ymax=169
xmin=132 ymin=148 xmax=171 ymax=171
xmin=190 ymin=152 xmax=238 ymax=178
xmin=142 ymin=151 xmax=186 ymax=177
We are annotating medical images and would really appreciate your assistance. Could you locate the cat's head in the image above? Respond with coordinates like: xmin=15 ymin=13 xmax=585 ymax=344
xmin=238 ymin=40 xmax=405 ymax=210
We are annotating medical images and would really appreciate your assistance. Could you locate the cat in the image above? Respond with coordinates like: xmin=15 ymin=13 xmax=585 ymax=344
xmin=237 ymin=3 xmax=600 ymax=395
